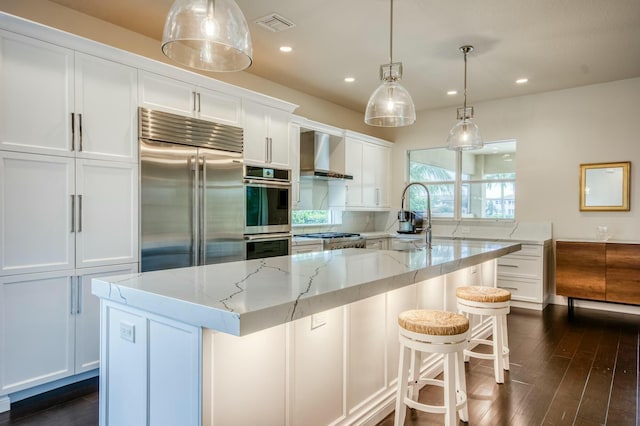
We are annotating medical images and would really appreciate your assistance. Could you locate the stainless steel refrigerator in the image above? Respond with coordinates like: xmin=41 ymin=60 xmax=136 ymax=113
xmin=139 ymin=108 xmax=245 ymax=272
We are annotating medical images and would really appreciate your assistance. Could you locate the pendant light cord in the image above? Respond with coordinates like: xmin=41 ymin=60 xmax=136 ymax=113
xmin=463 ymin=48 xmax=468 ymax=115
xmin=389 ymin=0 xmax=394 ymax=76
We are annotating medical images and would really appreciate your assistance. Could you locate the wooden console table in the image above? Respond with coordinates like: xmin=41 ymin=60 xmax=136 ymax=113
xmin=556 ymin=240 xmax=640 ymax=308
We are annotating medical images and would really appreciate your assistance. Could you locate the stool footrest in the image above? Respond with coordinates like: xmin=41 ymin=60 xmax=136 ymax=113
xmin=465 ymin=338 xmax=510 ymax=361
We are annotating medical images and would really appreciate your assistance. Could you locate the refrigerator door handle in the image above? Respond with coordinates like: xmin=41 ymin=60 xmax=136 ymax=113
xmin=192 ymin=155 xmax=199 ymax=265
xmin=200 ymin=156 xmax=207 ymax=265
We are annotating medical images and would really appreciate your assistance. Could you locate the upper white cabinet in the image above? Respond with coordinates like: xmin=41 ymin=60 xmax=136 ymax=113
xmin=0 ymin=151 xmax=138 ymax=276
xmin=139 ymin=71 xmax=241 ymax=126
xmin=332 ymin=133 xmax=392 ymax=210
xmin=0 ymin=31 xmax=138 ymax=162
xmin=0 ymin=30 xmax=73 ymax=156
xmin=243 ymin=101 xmax=290 ymax=168
xmin=74 ymin=53 xmax=138 ymax=162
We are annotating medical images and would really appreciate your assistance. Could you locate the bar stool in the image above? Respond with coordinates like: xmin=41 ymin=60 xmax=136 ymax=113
xmin=456 ymin=286 xmax=511 ymax=384
xmin=394 ymin=310 xmax=469 ymax=426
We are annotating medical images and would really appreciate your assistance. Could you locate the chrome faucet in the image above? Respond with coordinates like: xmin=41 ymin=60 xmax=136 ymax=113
xmin=399 ymin=183 xmax=432 ymax=250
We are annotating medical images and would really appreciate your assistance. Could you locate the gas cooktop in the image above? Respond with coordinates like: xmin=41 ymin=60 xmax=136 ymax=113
xmin=297 ymin=232 xmax=361 ymax=239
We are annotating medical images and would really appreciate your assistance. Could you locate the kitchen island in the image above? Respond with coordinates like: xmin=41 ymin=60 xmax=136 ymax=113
xmin=92 ymin=240 xmax=520 ymax=426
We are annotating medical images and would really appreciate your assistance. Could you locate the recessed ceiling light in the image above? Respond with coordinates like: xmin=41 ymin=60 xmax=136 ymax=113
xmin=344 ymin=77 xmax=355 ymax=83
xmin=279 ymin=46 xmax=292 ymax=53
xmin=515 ymin=78 xmax=528 ymax=84
xmin=447 ymin=90 xmax=458 ymax=95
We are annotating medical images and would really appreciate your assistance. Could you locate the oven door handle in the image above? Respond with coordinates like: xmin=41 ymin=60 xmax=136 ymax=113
xmin=244 ymin=233 xmax=292 ymax=241
xmin=243 ymin=179 xmax=291 ymax=187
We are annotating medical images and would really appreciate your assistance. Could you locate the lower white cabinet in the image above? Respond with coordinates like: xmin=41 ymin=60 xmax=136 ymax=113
xmin=291 ymin=240 xmax=323 ymax=255
xmin=366 ymin=237 xmax=389 ymax=250
xmin=496 ymin=242 xmax=550 ymax=309
xmin=0 ymin=263 xmax=137 ymax=395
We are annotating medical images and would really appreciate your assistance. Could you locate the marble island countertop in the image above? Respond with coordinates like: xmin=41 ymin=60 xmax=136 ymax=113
xmin=92 ymin=239 xmax=521 ymax=336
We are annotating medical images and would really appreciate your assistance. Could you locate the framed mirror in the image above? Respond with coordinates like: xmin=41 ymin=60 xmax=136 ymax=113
xmin=580 ymin=162 xmax=631 ymax=211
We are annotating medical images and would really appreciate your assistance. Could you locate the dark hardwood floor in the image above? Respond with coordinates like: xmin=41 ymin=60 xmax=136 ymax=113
xmin=0 ymin=304 xmax=637 ymax=426
xmin=380 ymin=304 xmax=640 ymax=426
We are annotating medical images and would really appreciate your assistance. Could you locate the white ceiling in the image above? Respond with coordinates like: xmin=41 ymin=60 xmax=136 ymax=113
xmin=49 ymin=0 xmax=640 ymax=114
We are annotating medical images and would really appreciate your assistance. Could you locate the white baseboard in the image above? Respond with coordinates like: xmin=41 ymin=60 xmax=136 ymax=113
xmin=0 ymin=395 xmax=10 ymax=413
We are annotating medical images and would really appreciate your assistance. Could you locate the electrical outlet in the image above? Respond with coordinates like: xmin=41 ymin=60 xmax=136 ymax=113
xmin=460 ymin=226 xmax=471 ymax=234
xmin=311 ymin=313 xmax=327 ymax=330
xmin=120 ymin=321 xmax=135 ymax=343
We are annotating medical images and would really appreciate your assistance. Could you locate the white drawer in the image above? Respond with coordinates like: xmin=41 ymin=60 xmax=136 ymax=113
xmin=497 ymin=277 xmax=541 ymax=302
xmin=509 ymin=244 xmax=542 ymax=257
xmin=497 ymin=256 xmax=540 ymax=279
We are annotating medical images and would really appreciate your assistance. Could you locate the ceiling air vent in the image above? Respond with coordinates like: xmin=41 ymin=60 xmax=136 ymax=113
xmin=254 ymin=13 xmax=296 ymax=32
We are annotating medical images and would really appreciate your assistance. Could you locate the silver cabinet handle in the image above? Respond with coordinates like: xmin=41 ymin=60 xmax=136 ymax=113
xmin=78 ymin=113 xmax=83 ymax=152
xmin=70 ymin=276 xmax=76 ymax=315
xmin=71 ymin=195 xmax=75 ymax=232
xmin=500 ymin=264 xmax=519 ymax=268
xmin=71 ymin=113 xmax=75 ymax=152
xmin=193 ymin=91 xmax=197 ymax=112
xmin=77 ymin=276 xmax=82 ymax=314
xmin=376 ymin=188 xmax=380 ymax=205
xmin=345 ymin=185 xmax=349 ymax=206
xmin=197 ymin=92 xmax=201 ymax=113
xmin=500 ymin=286 xmax=518 ymax=291
xmin=78 ymin=194 xmax=83 ymax=232
xmin=191 ymin=156 xmax=199 ymax=262
xmin=265 ymin=137 xmax=269 ymax=163
xmin=269 ymin=138 xmax=273 ymax=163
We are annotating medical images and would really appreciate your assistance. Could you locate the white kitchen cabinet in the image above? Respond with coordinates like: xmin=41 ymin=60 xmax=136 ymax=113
xmin=0 ymin=270 xmax=75 ymax=395
xmin=74 ymin=53 xmax=138 ymax=162
xmin=291 ymin=240 xmax=324 ymax=254
xmin=0 ymin=151 xmax=138 ymax=276
xmin=0 ymin=151 xmax=75 ymax=275
xmin=347 ymin=294 xmax=386 ymax=412
xmin=139 ymin=70 xmax=241 ymax=126
xmin=289 ymin=122 xmax=301 ymax=209
xmin=0 ymin=30 xmax=73 ymax=156
xmin=0 ymin=263 xmax=138 ymax=395
xmin=497 ymin=242 xmax=550 ymax=309
xmin=332 ymin=134 xmax=392 ymax=210
xmin=243 ymin=101 xmax=290 ymax=168
xmin=0 ymin=31 xmax=138 ymax=162
xmin=75 ymin=160 xmax=138 ymax=268
xmin=366 ymin=237 xmax=389 ymax=250
xmin=345 ymin=137 xmax=364 ymax=207
xmin=75 ymin=263 xmax=138 ymax=374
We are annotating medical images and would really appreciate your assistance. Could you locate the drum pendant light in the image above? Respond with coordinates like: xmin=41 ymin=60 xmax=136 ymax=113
xmin=447 ymin=45 xmax=483 ymax=150
xmin=162 ymin=0 xmax=252 ymax=72
xmin=364 ymin=0 xmax=416 ymax=127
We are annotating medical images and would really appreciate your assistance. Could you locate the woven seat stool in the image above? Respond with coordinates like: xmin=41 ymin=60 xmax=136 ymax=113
xmin=394 ymin=310 xmax=469 ymax=426
xmin=456 ymin=286 xmax=511 ymax=384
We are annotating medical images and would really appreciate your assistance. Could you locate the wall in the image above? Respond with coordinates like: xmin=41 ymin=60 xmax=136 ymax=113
xmin=389 ymin=77 xmax=640 ymax=313
xmin=0 ymin=0 xmax=394 ymax=141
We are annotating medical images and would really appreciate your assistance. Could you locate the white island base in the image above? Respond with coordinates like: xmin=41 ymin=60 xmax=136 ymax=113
xmin=94 ymin=243 xmax=519 ymax=425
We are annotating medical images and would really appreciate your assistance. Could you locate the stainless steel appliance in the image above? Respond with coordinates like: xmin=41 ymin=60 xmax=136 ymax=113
xmin=297 ymin=232 xmax=366 ymax=250
xmin=245 ymin=233 xmax=292 ymax=260
xmin=139 ymin=108 xmax=245 ymax=272
xmin=299 ymin=131 xmax=353 ymax=180
xmin=244 ymin=165 xmax=291 ymax=235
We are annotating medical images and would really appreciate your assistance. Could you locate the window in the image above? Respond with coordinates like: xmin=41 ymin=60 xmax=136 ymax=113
xmin=407 ymin=140 xmax=516 ymax=220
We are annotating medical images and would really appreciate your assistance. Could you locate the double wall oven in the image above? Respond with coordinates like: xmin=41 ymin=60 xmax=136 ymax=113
xmin=244 ymin=165 xmax=292 ymax=259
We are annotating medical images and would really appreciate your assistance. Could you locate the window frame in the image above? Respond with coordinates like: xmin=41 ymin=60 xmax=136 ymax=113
xmin=406 ymin=141 xmax=516 ymax=221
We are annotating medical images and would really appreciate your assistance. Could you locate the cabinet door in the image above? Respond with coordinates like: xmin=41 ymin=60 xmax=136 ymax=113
xmin=605 ymin=244 xmax=640 ymax=305
xmin=0 ymin=31 xmax=74 ymax=156
xmin=344 ymin=138 xmax=363 ymax=207
xmin=0 ymin=151 xmax=75 ymax=276
xmin=138 ymin=71 xmax=195 ymax=117
xmin=197 ymin=86 xmax=241 ymax=126
xmin=362 ymin=144 xmax=390 ymax=208
xmin=0 ymin=270 xmax=75 ymax=394
xmin=268 ymin=108 xmax=290 ymax=168
xmin=75 ymin=53 xmax=138 ymax=162
xmin=242 ymin=101 xmax=269 ymax=165
xmin=75 ymin=160 xmax=139 ymax=268
xmin=556 ymin=241 xmax=606 ymax=300
xmin=376 ymin=145 xmax=391 ymax=207
xmin=75 ymin=263 xmax=138 ymax=374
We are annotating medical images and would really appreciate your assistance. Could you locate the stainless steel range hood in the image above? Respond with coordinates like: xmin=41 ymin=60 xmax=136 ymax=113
xmin=300 ymin=131 xmax=353 ymax=180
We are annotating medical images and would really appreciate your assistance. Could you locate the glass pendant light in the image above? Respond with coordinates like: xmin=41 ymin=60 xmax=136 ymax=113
xmin=447 ymin=45 xmax=483 ymax=150
xmin=364 ymin=0 xmax=416 ymax=127
xmin=162 ymin=0 xmax=252 ymax=72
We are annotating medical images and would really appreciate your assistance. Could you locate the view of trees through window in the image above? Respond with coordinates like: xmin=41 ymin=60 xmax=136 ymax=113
xmin=407 ymin=141 xmax=516 ymax=220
